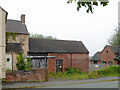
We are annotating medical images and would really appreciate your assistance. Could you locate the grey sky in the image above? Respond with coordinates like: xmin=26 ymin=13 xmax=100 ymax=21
xmin=1 ymin=0 xmax=118 ymax=56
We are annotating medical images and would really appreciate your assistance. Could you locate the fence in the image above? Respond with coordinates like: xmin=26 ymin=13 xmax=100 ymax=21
xmin=89 ymin=64 xmax=106 ymax=72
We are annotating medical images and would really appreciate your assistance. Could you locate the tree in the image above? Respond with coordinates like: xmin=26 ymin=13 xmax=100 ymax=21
xmin=67 ymin=0 xmax=109 ymax=13
xmin=108 ymin=28 xmax=120 ymax=46
xmin=29 ymin=33 xmax=57 ymax=40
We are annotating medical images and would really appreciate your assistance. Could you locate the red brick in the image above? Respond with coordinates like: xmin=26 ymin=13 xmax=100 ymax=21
xmin=48 ymin=53 xmax=89 ymax=73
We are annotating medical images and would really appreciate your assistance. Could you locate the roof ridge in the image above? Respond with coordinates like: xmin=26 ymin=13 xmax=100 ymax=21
xmin=7 ymin=19 xmax=21 ymax=22
xmin=29 ymin=38 xmax=81 ymax=42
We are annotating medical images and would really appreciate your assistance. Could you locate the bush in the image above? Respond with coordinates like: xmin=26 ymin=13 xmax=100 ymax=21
xmin=97 ymin=65 xmax=120 ymax=76
xmin=16 ymin=53 xmax=33 ymax=70
xmin=26 ymin=58 xmax=32 ymax=70
xmin=65 ymin=67 xmax=81 ymax=74
xmin=16 ymin=53 xmax=26 ymax=70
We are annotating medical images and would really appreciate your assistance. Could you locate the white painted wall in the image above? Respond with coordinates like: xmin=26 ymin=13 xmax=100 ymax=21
xmin=6 ymin=54 xmax=12 ymax=70
xmin=0 ymin=7 xmax=7 ymax=79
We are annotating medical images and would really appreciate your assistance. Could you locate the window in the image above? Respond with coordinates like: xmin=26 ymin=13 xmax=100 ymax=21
xmin=106 ymin=50 xmax=108 ymax=53
xmin=45 ymin=58 xmax=48 ymax=68
xmin=94 ymin=61 xmax=97 ymax=64
xmin=108 ymin=61 xmax=112 ymax=66
xmin=102 ymin=61 xmax=106 ymax=64
xmin=7 ymin=58 xmax=10 ymax=62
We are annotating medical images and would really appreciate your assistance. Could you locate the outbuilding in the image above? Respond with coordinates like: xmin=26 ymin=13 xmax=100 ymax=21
xmin=28 ymin=38 xmax=89 ymax=73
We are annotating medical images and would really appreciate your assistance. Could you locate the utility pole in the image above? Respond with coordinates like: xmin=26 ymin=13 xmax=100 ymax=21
xmin=0 ymin=7 xmax=7 ymax=79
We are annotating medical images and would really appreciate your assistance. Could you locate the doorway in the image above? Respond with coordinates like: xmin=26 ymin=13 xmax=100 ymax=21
xmin=56 ymin=59 xmax=63 ymax=72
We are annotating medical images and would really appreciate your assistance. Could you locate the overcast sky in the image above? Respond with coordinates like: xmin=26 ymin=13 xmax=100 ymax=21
xmin=1 ymin=0 xmax=119 ymax=56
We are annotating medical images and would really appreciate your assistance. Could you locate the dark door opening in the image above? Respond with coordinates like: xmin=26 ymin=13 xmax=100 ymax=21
xmin=118 ymin=61 xmax=120 ymax=64
xmin=56 ymin=59 xmax=63 ymax=72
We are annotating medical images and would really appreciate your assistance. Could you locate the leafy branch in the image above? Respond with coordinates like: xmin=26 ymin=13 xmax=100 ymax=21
xmin=6 ymin=32 xmax=16 ymax=42
xmin=67 ymin=0 xmax=109 ymax=13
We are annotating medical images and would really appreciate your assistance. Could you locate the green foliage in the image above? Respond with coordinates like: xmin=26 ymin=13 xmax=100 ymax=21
xmin=97 ymin=66 xmax=120 ymax=76
xmin=6 ymin=32 xmax=16 ymax=42
xmin=67 ymin=0 xmax=109 ymax=13
xmin=49 ymin=66 xmax=119 ymax=80
xmin=49 ymin=71 xmax=89 ymax=80
xmin=65 ymin=67 xmax=81 ymax=74
xmin=16 ymin=53 xmax=33 ymax=70
xmin=26 ymin=58 xmax=32 ymax=70
xmin=29 ymin=33 xmax=57 ymax=40
xmin=16 ymin=53 xmax=26 ymax=70
xmin=108 ymin=28 xmax=120 ymax=46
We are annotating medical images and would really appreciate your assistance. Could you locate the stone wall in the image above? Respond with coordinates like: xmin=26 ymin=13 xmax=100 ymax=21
xmin=7 ymin=33 xmax=29 ymax=70
xmin=7 ymin=33 xmax=29 ymax=57
xmin=5 ymin=68 xmax=48 ymax=82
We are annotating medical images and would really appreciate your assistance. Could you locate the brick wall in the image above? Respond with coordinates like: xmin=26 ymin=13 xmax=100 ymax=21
xmin=48 ymin=53 xmax=70 ymax=72
xmin=90 ymin=61 xmax=101 ymax=64
xmin=72 ymin=54 xmax=89 ymax=73
xmin=5 ymin=68 xmax=48 ymax=82
xmin=100 ymin=46 xmax=116 ymax=65
xmin=48 ymin=53 xmax=89 ymax=73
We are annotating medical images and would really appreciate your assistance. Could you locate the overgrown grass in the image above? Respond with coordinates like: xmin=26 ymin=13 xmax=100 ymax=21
xmin=49 ymin=66 xmax=120 ymax=80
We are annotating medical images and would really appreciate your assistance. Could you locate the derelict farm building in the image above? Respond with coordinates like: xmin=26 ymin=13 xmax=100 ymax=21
xmin=28 ymin=38 xmax=89 ymax=73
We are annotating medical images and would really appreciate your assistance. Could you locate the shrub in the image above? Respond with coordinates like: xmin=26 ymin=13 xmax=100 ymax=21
xmin=97 ymin=65 xmax=120 ymax=76
xmin=16 ymin=53 xmax=33 ymax=70
xmin=26 ymin=58 xmax=32 ymax=70
xmin=16 ymin=53 xmax=26 ymax=70
xmin=65 ymin=67 xmax=81 ymax=74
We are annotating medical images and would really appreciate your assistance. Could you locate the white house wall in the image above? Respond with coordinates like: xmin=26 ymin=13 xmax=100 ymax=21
xmin=0 ymin=7 xmax=7 ymax=79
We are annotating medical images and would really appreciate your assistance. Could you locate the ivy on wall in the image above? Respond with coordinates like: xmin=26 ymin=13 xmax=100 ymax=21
xmin=6 ymin=32 xmax=16 ymax=42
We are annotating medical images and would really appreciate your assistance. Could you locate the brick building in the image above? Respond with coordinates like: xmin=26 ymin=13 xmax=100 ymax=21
xmin=90 ymin=52 xmax=101 ymax=64
xmin=28 ymin=38 xmax=89 ymax=73
xmin=90 ymin=45 xmax=120 ymax=66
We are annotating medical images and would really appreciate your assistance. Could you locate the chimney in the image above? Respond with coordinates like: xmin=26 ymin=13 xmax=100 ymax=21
xmin=21 ymin=14 xmax=25 ymax=23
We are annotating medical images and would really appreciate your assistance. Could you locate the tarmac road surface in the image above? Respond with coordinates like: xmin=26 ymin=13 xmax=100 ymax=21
xmin=2 ymin=76 xmax=119 ymax=89
xmin=43 ymin=81 xmax=119 ymax=88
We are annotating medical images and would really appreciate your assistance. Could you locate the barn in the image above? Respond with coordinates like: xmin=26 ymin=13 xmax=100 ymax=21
xmin=28 ymin=38 xmax=89 ymax=73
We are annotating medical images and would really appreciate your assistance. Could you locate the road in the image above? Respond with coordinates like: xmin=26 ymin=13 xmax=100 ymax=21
xmin=2 ymin=76 xmax=120 ymax=89
xmin=43 ymin=81 xmax=119 ymax=88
